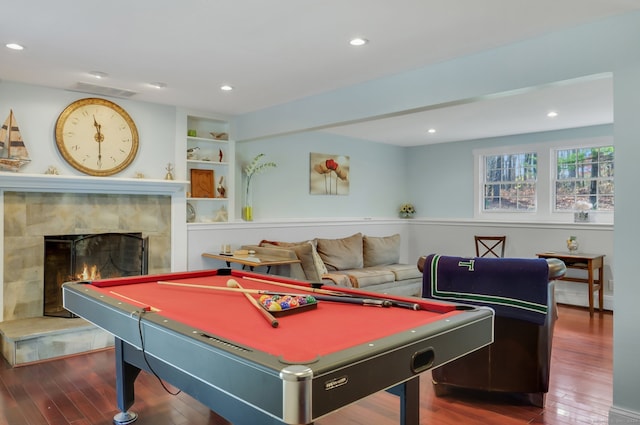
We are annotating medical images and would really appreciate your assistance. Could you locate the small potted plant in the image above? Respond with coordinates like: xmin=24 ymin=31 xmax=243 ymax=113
xmin=399 ymin=203 xmax=416 ymax=218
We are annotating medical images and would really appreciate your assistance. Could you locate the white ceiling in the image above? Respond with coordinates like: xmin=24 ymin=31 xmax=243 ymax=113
xmin=1 ymin=0 xmax=637 ymax=145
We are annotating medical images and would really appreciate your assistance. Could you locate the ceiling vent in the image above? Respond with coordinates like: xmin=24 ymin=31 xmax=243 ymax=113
xmin=68 ymin=82 xmax=137 ymax=98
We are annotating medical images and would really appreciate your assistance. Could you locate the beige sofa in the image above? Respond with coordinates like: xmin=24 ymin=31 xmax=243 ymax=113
xmin=242 ymin=232 xmax=422 ymax=297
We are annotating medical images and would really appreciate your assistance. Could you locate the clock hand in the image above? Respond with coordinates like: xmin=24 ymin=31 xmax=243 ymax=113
xmin=93 ymin=115 xmax=103 ymax=167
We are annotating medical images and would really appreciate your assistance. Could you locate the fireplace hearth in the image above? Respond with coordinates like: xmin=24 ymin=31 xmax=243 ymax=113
xmin=43 ymin=232 xmax=148 ymax=318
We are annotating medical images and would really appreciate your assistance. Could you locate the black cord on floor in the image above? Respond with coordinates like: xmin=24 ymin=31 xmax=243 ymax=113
xmin=134 ymin=310 xmax=182 ymax=396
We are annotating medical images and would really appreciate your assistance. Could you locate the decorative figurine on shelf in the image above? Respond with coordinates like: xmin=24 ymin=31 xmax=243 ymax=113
xmin=165 ymin=163 xmax=174 ymax=180
xmin=217 ymin=176 xmax=226 ymax=198
xmin=187 ymin=147 xmax=200 ymax=160
xmin=219 ymin=148 xmax=224 ymax=163
xmin=44 ymin=166 xmax=59 ymax=175
xmin=210 ymin=132 xmax=228 ymax=140
xmin=213 ymin=205 xmax=228 ymax=222
xmin=567 ymin=236 xmax=579 ymax=252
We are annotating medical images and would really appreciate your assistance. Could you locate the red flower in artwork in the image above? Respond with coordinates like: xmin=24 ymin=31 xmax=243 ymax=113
xmin=325 ymin=159 xmax=338 ymax=170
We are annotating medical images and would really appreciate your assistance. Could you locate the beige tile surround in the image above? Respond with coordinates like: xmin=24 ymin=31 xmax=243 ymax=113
xmin=3 ymin=191 xmax=172 ymax=321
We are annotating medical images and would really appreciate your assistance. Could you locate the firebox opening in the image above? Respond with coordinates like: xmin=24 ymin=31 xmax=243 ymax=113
xmin=44 ymin=232 xmax=148 ymax=318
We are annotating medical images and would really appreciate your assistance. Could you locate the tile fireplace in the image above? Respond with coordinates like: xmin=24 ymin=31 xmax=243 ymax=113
xmin=2 ymin=184 xmax=180 ymax=322
xmin=0 ymin=174 xmax=186 ymax=365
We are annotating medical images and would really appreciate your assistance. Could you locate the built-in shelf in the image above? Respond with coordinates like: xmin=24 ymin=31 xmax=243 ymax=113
xmin=187 ymin=160 xmax=229 ymax=166
xmin=186 ymin=115 xmax=233 ymax=223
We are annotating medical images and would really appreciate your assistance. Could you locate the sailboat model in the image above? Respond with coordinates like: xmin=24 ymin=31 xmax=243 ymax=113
xmin=0 ymin=109 xmax=31 ymax=171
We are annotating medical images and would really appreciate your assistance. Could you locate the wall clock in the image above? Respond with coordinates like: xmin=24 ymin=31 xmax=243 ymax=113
xmin=55 ymin=98 xmax=139 ymax=176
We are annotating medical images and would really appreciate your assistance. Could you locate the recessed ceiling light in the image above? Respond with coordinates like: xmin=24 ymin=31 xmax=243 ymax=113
xmin=349 ymin=38 xmax=368 ymax=46
xmin=6 ymin=43 xmax=24 ymax=50
xmin=89 ymin=71 xmax=108 ymax=79
xmin=149 ymin=82 xmax=167 ymax=89
xmin=220 ymin=85 xmax=233 ymax=91
xmin=547 ymin=111 xmax=558 ymax=118
xmin=427 ymin=128 xmax=436 ymax=134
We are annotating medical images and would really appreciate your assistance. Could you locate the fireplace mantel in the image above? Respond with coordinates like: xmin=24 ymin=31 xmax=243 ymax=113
xmin=0 ymin=172 xmax=188 ymax=195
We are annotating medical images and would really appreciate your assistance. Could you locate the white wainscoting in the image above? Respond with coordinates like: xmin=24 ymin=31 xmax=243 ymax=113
xmin=187 ymin=217 xmax=614 ymax=310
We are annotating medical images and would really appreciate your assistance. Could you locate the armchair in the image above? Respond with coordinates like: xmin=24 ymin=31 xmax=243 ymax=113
xmin=417 ymin=254 xmax=566 ymax=407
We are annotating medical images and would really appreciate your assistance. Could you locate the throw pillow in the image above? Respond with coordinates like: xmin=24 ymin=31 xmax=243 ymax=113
xmin=363 ymin=234 xmax=400 ymax=267
xmin=288 ymin=242 xmax=322 ymax=282
xmin=316 ymin=233 xmax=363 ymax=271
xmin=259 ymin=239 xmax=326 ymax=281
xmin=308 ymin=240 xmax=328 ymax=277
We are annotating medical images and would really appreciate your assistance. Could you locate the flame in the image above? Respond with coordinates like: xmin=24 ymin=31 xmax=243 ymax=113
xmin=77 ymin=264 xmax=101 ymax=280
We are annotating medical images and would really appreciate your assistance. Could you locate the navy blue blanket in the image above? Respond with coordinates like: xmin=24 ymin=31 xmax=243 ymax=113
xmin=422 ymin=254 xmax=550 ymax=325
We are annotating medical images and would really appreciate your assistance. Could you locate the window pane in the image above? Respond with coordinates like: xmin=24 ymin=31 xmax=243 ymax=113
xmin=554 ymin=145 xmax=614 ymax=212
xmin=482 ymin=153 xmax=537 ymax=212
xmin=598 ymin=180 xmax=614 ymax=195
xmin=597 ymin=195 xmax=614 ymax=211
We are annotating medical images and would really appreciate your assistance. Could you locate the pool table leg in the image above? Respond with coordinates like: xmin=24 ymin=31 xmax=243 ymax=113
xmin=114 ymin=338 xmax=141 ymax=424
xmin=387 ymin=377 xmax=420 ymax=425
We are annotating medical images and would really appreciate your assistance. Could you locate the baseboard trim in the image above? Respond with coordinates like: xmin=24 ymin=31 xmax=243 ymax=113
xmin=609 ymin=405 xmax=640 ymax=423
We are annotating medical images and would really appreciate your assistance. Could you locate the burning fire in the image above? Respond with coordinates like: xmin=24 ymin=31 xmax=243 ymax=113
xmin=77 ymin=264 xmax=101 ymax=280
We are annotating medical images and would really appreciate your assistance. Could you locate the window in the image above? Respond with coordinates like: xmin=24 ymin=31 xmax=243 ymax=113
xmin=482 ymin=152 xmax=537 ymax=212
xmin=554 ymin=146 xmax=614 ymax=211
xmin=474 ymin=137 xmax=614 ymax=223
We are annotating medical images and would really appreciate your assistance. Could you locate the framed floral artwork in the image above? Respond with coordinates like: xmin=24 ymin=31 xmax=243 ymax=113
xmin=310 ymin=153 xmax=350 ymax=195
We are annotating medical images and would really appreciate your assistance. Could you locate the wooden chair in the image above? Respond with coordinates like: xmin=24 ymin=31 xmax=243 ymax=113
xmin=474 ymin=235 xmax=506 ymax=257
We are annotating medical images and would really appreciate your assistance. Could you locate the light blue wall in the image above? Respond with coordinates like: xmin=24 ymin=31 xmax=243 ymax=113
xmin=406 ymin=124 xmax=613 ymax=218
xmin=232 ymin=11 xmax=640 ymax=420
xmin=0 ymin=81 xmax=177 ymax=179
xmin=234 ymin=131 xmax=409 ymax=219
xmin=612 ymin=63 xmax=640 ymax=417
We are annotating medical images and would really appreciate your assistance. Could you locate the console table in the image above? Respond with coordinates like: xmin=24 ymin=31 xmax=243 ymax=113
xmin=536 ymin=252 xmax=605 ymax=317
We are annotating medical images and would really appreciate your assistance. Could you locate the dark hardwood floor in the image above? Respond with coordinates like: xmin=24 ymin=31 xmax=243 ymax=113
xmin=0 ymin=305 xmax=612 ymax=425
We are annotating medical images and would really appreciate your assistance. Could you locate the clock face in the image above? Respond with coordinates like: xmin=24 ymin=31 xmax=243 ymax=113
xmin=55 ymin=98 xmax=139 ymax=176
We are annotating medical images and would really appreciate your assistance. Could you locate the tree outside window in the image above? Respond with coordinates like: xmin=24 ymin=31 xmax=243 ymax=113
xmin=483 ymin=152 xmax=537 ymax=211
xmin=555 ymin=146 xmax=614 ymax=212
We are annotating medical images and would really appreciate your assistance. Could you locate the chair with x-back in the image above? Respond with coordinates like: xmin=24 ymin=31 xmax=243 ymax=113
xmin=474 ymin=235 xmax=506 ymax=258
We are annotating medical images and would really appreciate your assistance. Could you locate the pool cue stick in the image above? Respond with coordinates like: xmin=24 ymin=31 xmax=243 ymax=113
xmin=157 ymin=280 xmax=391 ymax=307
xmin=109 ymin=291 xmax=161 ymax=312
xmin=227 ymin=279 xmax=279 ymax=328
xmin=243 ymin=276 xmax=420 ymax=310
xmin=158 ymin=280 xmax=289 ymax=295
xmin=241 ymin=276 xmax=347 ymax=296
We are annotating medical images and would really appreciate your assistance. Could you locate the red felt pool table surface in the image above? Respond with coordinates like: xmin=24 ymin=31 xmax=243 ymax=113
xmin=88 ymin=269 xmax=461 ymax=363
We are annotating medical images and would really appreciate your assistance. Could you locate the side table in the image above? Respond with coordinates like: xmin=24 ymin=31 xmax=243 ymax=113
xmin=536 ymin=252 xmax=605 ymax=317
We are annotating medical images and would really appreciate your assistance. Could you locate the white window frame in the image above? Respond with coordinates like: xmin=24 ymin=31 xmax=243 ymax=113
xmin=474 ymin=136 xmax=613 ymax=223
xmin=551 ymin=139 xmax=614 ymax=221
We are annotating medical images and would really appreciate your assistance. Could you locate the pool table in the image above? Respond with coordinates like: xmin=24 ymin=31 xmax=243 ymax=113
xmin=62 ymin=269 xmax=493 ymax=425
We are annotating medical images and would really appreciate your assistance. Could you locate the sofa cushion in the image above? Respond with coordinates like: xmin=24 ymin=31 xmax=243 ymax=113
xmin=383 ymin=263 xmax=422 ymax=281
xmin=316 ymin=233 xmax=363 ymax=271
xmin=334 ymin=267 xmax=396 ymax=288
xmin=363 ymin=234 xmax=400 ymax=267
